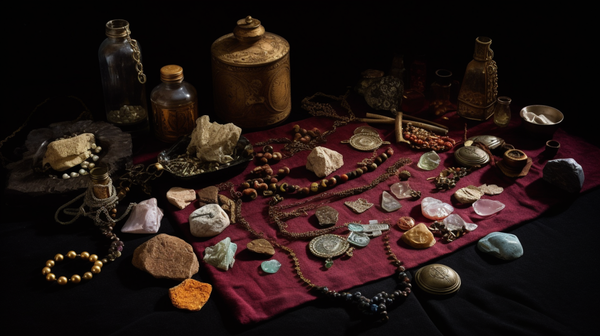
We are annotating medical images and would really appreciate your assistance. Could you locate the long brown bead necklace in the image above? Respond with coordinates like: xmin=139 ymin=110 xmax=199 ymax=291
xmin=223 ymin=156 xmax=413 ymax=321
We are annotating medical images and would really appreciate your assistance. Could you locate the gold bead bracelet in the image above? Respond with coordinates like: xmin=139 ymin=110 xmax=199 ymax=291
xmin=42 ymin=251 xmax=103 ymax=285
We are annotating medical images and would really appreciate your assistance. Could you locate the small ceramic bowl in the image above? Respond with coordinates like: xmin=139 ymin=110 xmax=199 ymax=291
xmin=519 ymin=105 xmax=564 ymax=136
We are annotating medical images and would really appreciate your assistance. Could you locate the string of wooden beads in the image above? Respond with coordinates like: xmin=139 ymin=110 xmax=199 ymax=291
xmin=42 ymin=251 xmax=103 ymax=285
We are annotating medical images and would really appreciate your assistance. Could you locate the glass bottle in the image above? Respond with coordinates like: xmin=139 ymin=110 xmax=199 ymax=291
xmin=493 ymin=96 xmax=512 ymax=127
xmin=457 ymin=36 xmax=498 ymax=121
xmin=150 ymin=65 xmax=199 ymax=143
xmin=90 ymin=166 xmax=111 ymax=200
xmin=429 ymin=69 xmax=457 ymax=116
xmin=98 ymin=19 xmax=149 ymax=137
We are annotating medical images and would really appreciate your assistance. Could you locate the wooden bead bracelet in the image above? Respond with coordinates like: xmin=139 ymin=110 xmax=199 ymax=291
xmin=42 ymin=251 xmax=103 ymax=285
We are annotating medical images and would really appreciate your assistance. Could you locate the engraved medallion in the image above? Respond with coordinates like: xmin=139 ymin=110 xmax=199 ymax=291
xmin=414 ymin=263 xmax=461 ymax=295
xmin=341 ymin=133 xmax=390 ymax=151
xmin=347 ymin=232 xmax=370 ymax=247
xmin=309 ymin=234 xmax=350 ymax=268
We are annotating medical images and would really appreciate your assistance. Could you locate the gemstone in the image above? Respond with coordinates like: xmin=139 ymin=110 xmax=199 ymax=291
xmin=477 ymin=232 xmax=523 ymax=260
xmin=381 ymin=191 xmax=401 ymax=212
xmin=542 ymin=158 xmax=585 ymax=193
xmin=315 ymin=206 xmax=339 ymax=226
xmin=417 ymin=150 xmax=441 ymax=170
xmin=261 ymin=259 xmax=282 ymax=274
xmin=442 ymin=214 xmax=477 ymax=232
xmin=348 ymin=232 xmax=370 ymax=247
xmin=345 ymin=198 xmax=373 ymax=213
xmin=401 ymin=223 xmax=436 ymax=249
xmin=421 ymin=197 xmax=454 ymax=220
xmin=347 ymin=223 xmax=364 ymax=232
xmin=390 ymin=181 xmax=413 ymax=199
xmin=472 ymin=198 xmax=505 ymax=216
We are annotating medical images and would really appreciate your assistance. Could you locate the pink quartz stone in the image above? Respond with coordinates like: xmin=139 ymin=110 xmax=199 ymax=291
xmin=421 ymin=197 xmax=454 ymax=220
xmin=472 ymin=198 xmax=505 ymax=216
xmin=443 ymin=214 xmax=478 ymax=232
xmin=122 ymin=198 xmax=164 ymax=234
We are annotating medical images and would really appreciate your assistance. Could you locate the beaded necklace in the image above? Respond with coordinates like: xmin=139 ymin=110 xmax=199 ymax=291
xmin=221 ymin=156 xmax=413 ymax=321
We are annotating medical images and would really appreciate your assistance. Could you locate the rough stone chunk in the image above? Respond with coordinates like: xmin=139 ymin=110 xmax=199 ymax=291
xmin=543 ymin=158 xmax=585 ymax=193
xmin=42 ymin=133 xmax=95 ymax=171
xmin=203 ymin=237 xmax=237 ymax=271
xmin=167 ymin=187 xmax=196 ymax=210
xmin=478 ymin=232 xmax=523 ymax=260
xmin=189 ymin=204 xmax=230 ymax=238
xmin=187 ymin=115 xmax=241 ymax=164
xmin=169 ymin=279 xmax=212 ymax=311
xmin=132 ymin=234 xmax=199 ymax=281
xmin=315 ymin=206 xmax=339 ymax=226
xmin=121 ymin=198 xmax=163 ymax=234
xmin=306 ymin=146 xmax=344 ymax=178
xmin=247 ymin=239 xmax=275 ymax=256
xmin=196 ymin=186 xmax=219 ymax=204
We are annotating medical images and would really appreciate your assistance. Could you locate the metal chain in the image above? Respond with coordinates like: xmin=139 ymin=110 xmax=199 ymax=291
xmin=125 ymin=27 xmax=146 ymax=84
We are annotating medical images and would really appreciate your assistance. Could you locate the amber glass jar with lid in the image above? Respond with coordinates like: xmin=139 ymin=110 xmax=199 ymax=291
xmin=150 ymin=65 xmax=199 ymax=143
xmin=211 ymin=16 xmax=291 ymax=129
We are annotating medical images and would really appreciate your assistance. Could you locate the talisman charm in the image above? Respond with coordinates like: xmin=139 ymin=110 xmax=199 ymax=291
xmin=309 ymin=234 xmax=350 ymax=268
xmin=341 ymin=133 xmax=390 ymax=151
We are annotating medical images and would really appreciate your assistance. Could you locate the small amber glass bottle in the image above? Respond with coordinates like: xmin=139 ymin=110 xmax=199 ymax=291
xmin=90 ymin=167 xmax=111 ymax=199
xmin=151 ymin=65 xmax=199 ymax=143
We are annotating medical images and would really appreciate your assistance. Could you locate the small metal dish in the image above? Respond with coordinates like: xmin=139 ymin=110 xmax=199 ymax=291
xmin=158 ymin=135 xmax=254 ymax=180
xmin=519 ymin=105 xmax=564 ymax=136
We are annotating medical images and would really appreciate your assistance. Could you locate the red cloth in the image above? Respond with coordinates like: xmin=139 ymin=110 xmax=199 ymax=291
xmin=166 ymin=111 xmax=600 ymax=324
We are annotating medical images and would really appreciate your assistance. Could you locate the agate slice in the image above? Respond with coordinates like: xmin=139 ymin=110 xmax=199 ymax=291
xmin=472 ymin=198 xmax=505 ymax=216
xmin=401 ymin=223 xmax=436 ymax=249
xmin=421 ymin=197 xmax=454 ymax=220
xmin=477 ymin=232 xmax=523 ymax=260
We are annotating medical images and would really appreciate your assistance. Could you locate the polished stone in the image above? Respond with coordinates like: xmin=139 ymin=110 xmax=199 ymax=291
xmin=443 ymin=214 xmax=478 ymax=232
xmin=381 ymin=191 xmax=401 ymax=212
xmin=421 ymin=197 xmax=454 ymax=220
xmin=477 ymin=232 xmax=523 ymax=260
xmin=401 ymin=223 xmax=436 ymax=249
xmin=472 ymin=198 xmax=505 ymax=216
xmin=390 ymin=181 xmax=413 ymax=199
xmin=417 ymin=150 xmax=441 ymax=170
xmin=261 ymin=259 xmax=281 ymax=274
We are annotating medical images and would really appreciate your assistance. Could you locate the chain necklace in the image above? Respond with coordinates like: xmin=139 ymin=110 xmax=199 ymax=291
xmin=125 ymin=26 xmax=146 ymax=84
xmin=230 ymin=156 xmax=413 ymax=321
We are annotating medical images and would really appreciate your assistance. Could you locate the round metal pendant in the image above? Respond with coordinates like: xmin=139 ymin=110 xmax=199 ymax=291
xmin=309 ymin=234 xmax=350 ymax=259
xmin=454 ymin=145 xmax=490 ymax=167
xmin=342 ymin=133 xmax=390 ymax=151
xmin=414 ymin=263 xmax=461 ymax=295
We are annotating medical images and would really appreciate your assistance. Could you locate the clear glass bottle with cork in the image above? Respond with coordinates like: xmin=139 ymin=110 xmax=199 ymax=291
xmin=150 ymin=65 xmax=199 ymax=143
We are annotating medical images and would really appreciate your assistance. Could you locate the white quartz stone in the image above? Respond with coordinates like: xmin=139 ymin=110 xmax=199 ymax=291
xmin=472 ymin=198 xmax=505 ymax=216
xmin=189 ymin=204 xmax=230 ymax=238
xmin=305 ymin=146 xmax=344 ymax=178
xmin=122 ymin=198 xmax=164 ymax=234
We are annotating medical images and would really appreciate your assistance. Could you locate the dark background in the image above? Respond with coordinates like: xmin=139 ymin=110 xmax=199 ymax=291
xmin=2 ymin=1 xmax=593 ymax=160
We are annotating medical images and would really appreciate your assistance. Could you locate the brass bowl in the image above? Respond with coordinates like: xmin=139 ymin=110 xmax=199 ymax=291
xmin=519 ymin=105 xmax=564 ymax=137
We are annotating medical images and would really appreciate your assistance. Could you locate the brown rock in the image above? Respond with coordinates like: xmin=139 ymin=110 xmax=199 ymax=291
xmin=196 ymin=186 xmax=219 ymax=204
xmin=218 ymin=194 xmax=237 ymax=223
xmin=132 ymin=234 xmax=199 ymax=281
xmin=166 ymin=187 xmax=197 ymax=209
xmin=246 ymin=239 xmax=275 ymax=256
xmin=169 ymin=279 xmax=212 ymax=311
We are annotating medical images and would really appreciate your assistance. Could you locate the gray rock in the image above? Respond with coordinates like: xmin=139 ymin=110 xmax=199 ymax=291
xmin=543 ymin=158 xmax=584 ymax=193
xmin=189 ymin=204 xmax=230 ymax=237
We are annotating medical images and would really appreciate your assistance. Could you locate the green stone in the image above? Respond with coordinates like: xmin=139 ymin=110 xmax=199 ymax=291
xmin=325 ymin=259 xmax=334 ymax=268
xmin=348 ymin=223 xmax=364 ymax=232
xmin=261 ymin=259 xmax=282 ymax=274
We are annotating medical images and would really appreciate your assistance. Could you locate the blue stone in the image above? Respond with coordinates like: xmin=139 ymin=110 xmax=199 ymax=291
xmin=347 ymin=223 xmax=364 ymax=232
xmin=261 ymin=259 xmax=282 ymax=274
xmin=477 ymin=232 xmax=523 ymax=260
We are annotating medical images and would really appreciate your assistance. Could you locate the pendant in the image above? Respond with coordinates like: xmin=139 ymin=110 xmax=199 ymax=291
xmin=309 ymin=234 xmax=350 ymax=268
xmin=340 ymin=133 xmax=390 ymax=151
